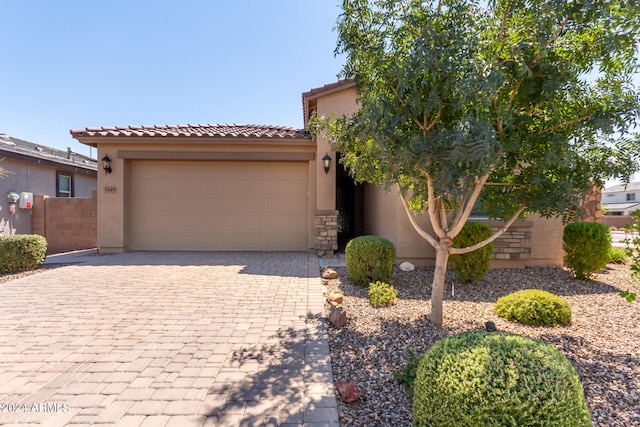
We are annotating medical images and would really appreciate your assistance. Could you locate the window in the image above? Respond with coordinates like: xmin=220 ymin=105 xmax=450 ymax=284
xmin=56 ymin=173 xmax=73 ymax=197
xmin=627 ymin=193 xmax=636 ymax=201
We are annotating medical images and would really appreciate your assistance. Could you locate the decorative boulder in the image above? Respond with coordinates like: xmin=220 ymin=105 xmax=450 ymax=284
xmin=336 ymin=381 xmax=360 ymax=403
xmin=328 ymin=303 xmax=347 ymax=328
xmin=321 ymin=267 xmax=339 ymax=280
xmin=399 ymin=261 xmax=415 ymax=272
xmin=326 ymin=292 xmax=344 ymax=304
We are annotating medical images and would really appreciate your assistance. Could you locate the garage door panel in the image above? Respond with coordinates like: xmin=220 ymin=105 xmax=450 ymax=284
xmin=131 ymin=160 xmax=309 ymax=251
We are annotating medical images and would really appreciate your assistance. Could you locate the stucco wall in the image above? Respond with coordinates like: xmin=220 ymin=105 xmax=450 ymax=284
xmin=91 ymin=139 xmax=317 ymax=253
xmin=0 ymin=157 xmax=96 ymax=235
xmin=363 ymin=184 xmax=399 ymax=248
xmin=314 ymin=85 xmax=359 ymax=213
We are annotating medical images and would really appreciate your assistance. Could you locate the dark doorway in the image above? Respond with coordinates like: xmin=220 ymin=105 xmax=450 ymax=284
xmin=336 ymin=153 xmax=364 ymax=249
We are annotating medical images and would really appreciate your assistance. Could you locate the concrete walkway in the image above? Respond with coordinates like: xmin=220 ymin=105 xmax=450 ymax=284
xmin=0 ymin=252 xmax=338 ymax=426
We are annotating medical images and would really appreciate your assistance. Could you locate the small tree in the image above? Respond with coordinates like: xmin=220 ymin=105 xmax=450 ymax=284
xmin=323 ymin=0 xmax=640 ymax=325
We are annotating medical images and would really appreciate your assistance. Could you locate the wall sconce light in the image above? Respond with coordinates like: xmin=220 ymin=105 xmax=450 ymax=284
xmin=101 ymin=155 xmax=112 ymax=174
xmin=322 ymin=153 xmax=332 ymax=174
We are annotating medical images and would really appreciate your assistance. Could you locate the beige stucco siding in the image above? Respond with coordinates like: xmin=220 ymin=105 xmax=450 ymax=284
xmin=129 ymin=160 xmax=309 ymax=251
xmin=313 ymin=86 xmax=359 ymax=212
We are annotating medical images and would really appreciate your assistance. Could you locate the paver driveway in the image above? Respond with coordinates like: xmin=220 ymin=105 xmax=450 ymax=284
xmin=0 ymin=252 xmax=338 ymax=426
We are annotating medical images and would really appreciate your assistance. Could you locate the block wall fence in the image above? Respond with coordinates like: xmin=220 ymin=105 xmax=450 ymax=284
xmin=32 ymin=191 xmax=97 ymax=254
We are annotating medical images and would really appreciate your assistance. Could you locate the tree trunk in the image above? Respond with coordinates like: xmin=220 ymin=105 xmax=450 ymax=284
xmin=431 ymin=240 xmax=451 ymax=325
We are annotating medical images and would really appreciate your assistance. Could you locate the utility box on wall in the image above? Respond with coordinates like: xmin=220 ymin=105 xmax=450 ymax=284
xmin=19 ymin=192 xmax=33 ymax=209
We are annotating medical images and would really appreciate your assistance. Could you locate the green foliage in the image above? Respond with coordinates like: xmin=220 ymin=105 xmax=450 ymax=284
xmin=494 ymin=289 xmax=572 ymax=326
xmin=563 ymin=222 xmax=611 ymax=280
xmin=608 ymin=247 xmax=628 ymax=264
xmin=331 ymin=0 xmax=640 ymax=324
xmin=449 ymin=222 xmax=493 ymax=282
xmin=368 ymin=280 xmax=398 ymax=306
xmin=335 ymin=0 xmax=640 ymax=220
xmin=412 ymin=331 xmax=591 ymax=427
xmin=621 ymin=210 xmax=640 ymax=302
xmin=392 ymin=348 xmax=421 ymax=395
xmin=345 ymin=235 xmax=395 ymax=286
xmin=0 ymin=235 xmax=48 ymax=274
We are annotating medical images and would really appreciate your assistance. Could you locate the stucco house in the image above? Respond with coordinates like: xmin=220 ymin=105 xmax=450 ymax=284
xmin=602 ymin=181 xmax=640 ymax=216
xmin=0 ymin=132 xmax=97 ymax=235
xmin=70 ymin=80 xmax=564 ymax=267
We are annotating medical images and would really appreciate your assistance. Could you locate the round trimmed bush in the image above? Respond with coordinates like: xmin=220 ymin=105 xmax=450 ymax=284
xmin=368 ymin=281 xmax=398 ymax=306
xmin=495 ymin=289 xmax=571 ymax=326
xmin=345 ymin=235 xmax=395 ymax=286
xmin=0 ymin=234 xmax=48 ymax=273
xmin=563 ymin=221 xmax=611 ymax=280
xmin=413 ymin=331 xmax=591 ymax=427
xmin=449 ymin=222 xmax=494 ymax=282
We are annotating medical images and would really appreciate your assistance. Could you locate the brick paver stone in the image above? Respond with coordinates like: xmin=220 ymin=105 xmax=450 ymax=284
xmin=0 ymin=252 xmax=338 ymax=426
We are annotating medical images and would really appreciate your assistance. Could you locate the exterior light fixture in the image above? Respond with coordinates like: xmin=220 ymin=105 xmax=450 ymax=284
xmin=322 ymin=153 xmax=332 ymax=174
xmin=101 ymin=155 xmax=112 ymax=174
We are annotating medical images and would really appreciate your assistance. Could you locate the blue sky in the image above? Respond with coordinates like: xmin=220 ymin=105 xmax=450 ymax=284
xmin=0 ymin=1 xmax=345 ymax=157
xmin=1 ymin=0 xmax=638 ymax=176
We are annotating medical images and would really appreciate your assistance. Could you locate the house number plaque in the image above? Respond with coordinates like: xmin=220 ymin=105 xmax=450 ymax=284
xmin=104 ymin=186 xmax=117 ymax=193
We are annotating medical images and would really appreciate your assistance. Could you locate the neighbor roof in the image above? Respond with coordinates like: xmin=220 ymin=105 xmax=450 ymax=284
xmin=0 ymin=132 xmax=97 ymax=172
xmin=603 ymin=181 xmax=640 ymax=193
xmin=70 ymin=124 xmax=311 ymax=140
xmin=601 ymin=202 xmax=640 ymax=211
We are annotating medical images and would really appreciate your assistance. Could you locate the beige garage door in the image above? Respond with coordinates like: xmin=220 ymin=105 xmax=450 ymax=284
xmin=130 ymin=160 xmax=309 ymax=251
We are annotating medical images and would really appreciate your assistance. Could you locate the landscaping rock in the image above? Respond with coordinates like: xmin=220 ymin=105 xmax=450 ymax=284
xmin=327 ymin=292 xmax=344 ymax=304
xmin=399 ymin=261 xmax=415 ymax=272
xmin=485 ymin=321 xmax=497 ymax=332
xmin=336 ymin=381 xmax=360 ymax=403
xmin=322 ymin=267 xmax=339 ymax=280
xmin=328 ymin=302 xmax=347 ymax=328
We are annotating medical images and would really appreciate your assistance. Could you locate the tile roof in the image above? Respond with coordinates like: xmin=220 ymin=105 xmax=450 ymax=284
xmin=0 ymin=132 xmax=97 ymax=171
xmin=70 ymin=124 xmax=311 ymax=140
xmin=301 ymin=79 xmax=355 ymax=99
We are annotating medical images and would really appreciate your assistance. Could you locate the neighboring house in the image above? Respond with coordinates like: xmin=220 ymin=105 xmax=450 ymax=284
xmin=601 ymin=181 xmax=640 ymax=216
xmin=0 ymin=133 xmax=98 ymax=235
xmin=70 ymin=80 xmax=564 ymax=267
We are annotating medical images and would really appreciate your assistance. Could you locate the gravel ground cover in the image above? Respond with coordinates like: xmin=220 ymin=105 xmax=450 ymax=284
xmin=325 ymin=264 xmax=640 ymax=427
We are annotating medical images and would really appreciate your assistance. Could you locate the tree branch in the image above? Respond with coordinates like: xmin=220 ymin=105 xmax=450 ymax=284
xmin=538 ymin=114 xmax=593 ymax=135
xmin=426 ymin=174 xmax=446 ymax=238
xmin=390 ymin=85 xmax=429 ymax=134
xmin=452 ymin=186 xmax=471 ymax=226
xmin=397 ymin=185 xmax=439 ymax=248
xmin=499 ymin=1 xmax=510 ymax=41
xmin=531 ymin=17 xmax=570 ymax=64
xmin=449 ymin=204 xmax=527 ymax=255
xmin=438 ymin=198 xmax=448 ymax=232
xmin=448 ymin=173 xmax=491 ymax=238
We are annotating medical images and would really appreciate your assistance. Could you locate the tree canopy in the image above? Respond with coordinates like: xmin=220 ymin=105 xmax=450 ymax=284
xmin=326 ymin=0 xmax=640 ymax=324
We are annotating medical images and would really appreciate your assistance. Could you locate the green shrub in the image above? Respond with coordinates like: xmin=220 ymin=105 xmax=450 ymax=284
xmin=494 ymin=289 xmax=571 ymax=326
xmin=345 ymin=235 xmax=395 ymax=286
xmin=368 ymin=281 xmax=398 ymax=306
xmin=449 ymin=222 xmax=493 ymax=282
xmin=0 ymin=235 xmax=48 ymax=274
xmin=620 ymin=210 xmax=640 ymax=303
xmin=413 ymin=331 xmax=591 ymax=427
xmin=608 ymin=247 xmax=628 ymax=264
xmin=392 ymin=348 xmax=421 ymax=395
xmin=563 ymin=221 xmax=611 ymax=280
